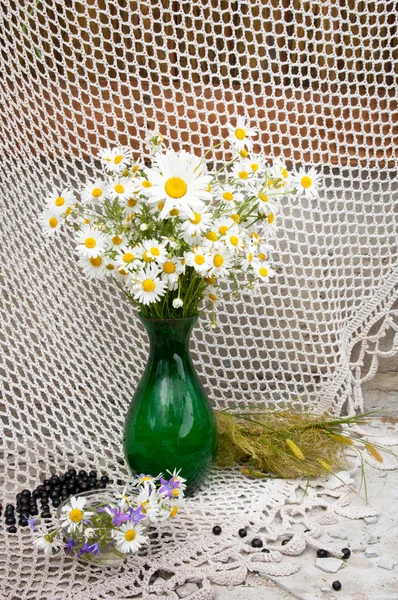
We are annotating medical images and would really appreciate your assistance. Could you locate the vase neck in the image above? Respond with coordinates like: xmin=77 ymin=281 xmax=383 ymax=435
xmin=139 ymin=316 xmax=198 ymax=355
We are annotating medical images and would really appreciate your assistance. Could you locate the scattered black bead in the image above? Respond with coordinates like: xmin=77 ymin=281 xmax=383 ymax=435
xmin=21 ymin=489 xmax=31 ymax=498
xmin=332 ymin=581 xmax=342 ymax=591
xmin=52 ymin=498 xmax=61 ymax=508
xmin=50 ymin=475 xmax=60 ymax=486
xmin=41 ymin=512 xmax=51 ymax=519
xmin=30 ymin=508 xmax=39 ymax=516
xmin=50 ymin=490 xmax=59 ymax=500
xmin=19 ymin=517 xmax=28 ymax=527
xmin=43 ymin=479 xmax=50 ymax=486
xmin=61 ymin=492 xmax=69 ymax=501
xmin=212 ymin=525 xmax=222 ymax=535
xmin=44 ymin=484 xmax=52 ymax=493
xmin=6 ymin=504 xmax=14 ymax=512
xmin=98 ymin=482 xmax=106 ymax=489
xmin=238 ymin=528 xmax=247 ymax=538
xmin=59 ymin=475 xmax=66 ymax=485
xmin=16 ymin=493 xmax=21 ymax=500
xmin=317 ymin=549 xmax=328 ymax=558
xmin=89 ymin=470 xmax=97 ymax=479
xmin=75 ymin=486 xmax=82 ymax=494
xmin=251 ymin=538 xmax=263 ymax=548
xmin=89 ymin=478 xmax=97 ymax=488
xmin=20 ymin=497 xmax=29 ymax=506
xmin=80 ymin=482 xmax=89 ymax=492
xmin=7 ymin=525 xmax=17 ymax=534
xmin=341 ymin=547 xmax=351 ymax=559
xmin=101 ymin=475 xmax=109 ymax=484
xmin=261 ymin=548 xmax=270 ymax=553
xmin=41 ymin=503 xmax=50 ymax=511
xmin=20 ymin=507 xmax=30 ymax=515
xmin=5 ymin=508 xmax=15 ymax=516
xmin=78 ymin=470 xmax=87 ymax=478
xmin=65 ymin=472 xmax=73 ymax=480
xmin=68 ymin=468 xmax=77 ymax=477
xmin=281 ymin=539 xmax=291 ymax=546
xmin=40 ymin=494 xmax=49 ymax=503
xmin=5 ymin=517 xmax=16 ymax=525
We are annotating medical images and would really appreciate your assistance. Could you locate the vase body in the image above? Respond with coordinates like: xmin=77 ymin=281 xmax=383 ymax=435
xmin=123 ymin=315 xmax=218 ymax=495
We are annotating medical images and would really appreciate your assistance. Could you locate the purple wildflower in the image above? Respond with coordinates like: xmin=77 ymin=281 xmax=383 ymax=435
xmin=159 ymin=476 xmax=180 ymax=500
xmin=27 ymin=517 xmax=38 ymax=531
xmin=128 ymin=506 xmax=145 ymax=525
xmin=105 ymin=505 xmax=131 ymax=527
xmin=77 ymin=541 xmax=100 ymax=557
xmin=97 ymin=506 xmax=106 ymax=513
xmin=65 ymin=538 xmax=77 ymax=554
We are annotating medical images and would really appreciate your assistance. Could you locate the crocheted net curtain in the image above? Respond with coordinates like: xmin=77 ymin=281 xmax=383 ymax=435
xmin=1 ymin=0 xmax=397 ymax=500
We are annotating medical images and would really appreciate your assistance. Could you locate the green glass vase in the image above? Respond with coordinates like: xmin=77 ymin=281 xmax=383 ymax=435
xmin=123 ymin=315 xmax=218 ymax=495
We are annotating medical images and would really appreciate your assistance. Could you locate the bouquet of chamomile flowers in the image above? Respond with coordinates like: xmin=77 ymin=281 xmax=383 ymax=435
xmin=31 ymin=471 xmax=185 ymax=560
xmin=41 ymin=119 xmax=319 ymax=324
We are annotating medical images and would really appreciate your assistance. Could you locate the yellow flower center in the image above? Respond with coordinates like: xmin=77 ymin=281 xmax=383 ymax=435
xmin=49 ymin=217 xmax=58 ymax=228
xmin=259 ymin=193 xmax=268 ymax=202
xmin=112 ymin=235 xmax=123 ymax=245
xmin=84 ymin=237 xmax=96 ymax=249
xmin=124 ymin=529 xmax=136 ymax=542
xmin=115 ymin=183 xmax=125 ymax=194
xmin=239 ymin=148 xmax=248 ymax=158
xmin=170 ymin=208 xmax=180 ymax=216
xmin=206 ymin=231 xmax=218 ymax=242
xmin=250 ymin=232 xmax=260 ymax=241
xmin=119 ymin=268 xmax=128 ymax=275
xmin=65 ymin=207 xmax=72 ymax=216
xmin=281 ymin=166 xmax=288 ymax=178
xmin=92 ymin=187 xmax=103 ymax=197
xmin=213 ymin=254 xmax=224 ymax=267
xmin=268 ymin=212 xmax=275 ymax=224
xmin=205 ymin=275 xmax=216 ymax=285
xmin=106 ymin=264 xmax=115 ymax=270
xmin=209 ymin=293 xmax=217 ymax=301
xmin=44 ymin=534 xmax=52 ymax=543
xmin=248 ymin=252 xmax=253 ymax=262
xmin=301 ymin=175 xmax=313 ymax=189
xmin=223 ymin=191 xmax=233 ymax=201
xmin=218 ymin=225 xmax=228 ymax=236
xmin=157 ymin=201 xmax=165 ymax=211
xmin=259 ymin=267 xmax=268 ymax=277
xmin=238 ymin=171 xmax=249 ymax=179
xmin=150 ymin=247 xmax=160 ymax=256
xmin=55 ymin=196 xmax=65 ymax=207
xmin=251 ymin=163 xmax=259 ymax=172
xmin=142 ymin=180 xmax=152 ymax=188
xmin=142 ymin=251 xmax=154 ymax=263
xmin=170 ymin=506 xmax=179 ymax=518
xmin=194 ymin=254 xmax=205 ymax=265
xmin=123 ymin=252 xmax=134 ymax=263
xmin=128 ymin=198 xmax=137 ymax=207
xmin=230 ymin=235 xmax=239 ymax=246
xmin=163 ymin=261 xmax=176 ymax=274
xmin=172 ymin=489 xmax=179 ymax=497
xmin=235 ymin=128 xmax=246 ymax=140
xmin=267 ymin=179 xmax=274 ymax=189
xmin=164 ymin=177 xmax=187 ymax=199
xmin=190 ymin=212 xmax=202 ymax=224
xmin=69 ymin=508 xmax=83 ymax=523
xmin=206 ymin=184 xmax=212 ymax=192
xmin=133 ymin=164 xmax=139 ymax=173
xmin=258 ymin=253 xmax=266 ymax=260
xmin=142 ymin=279 xmax=156 ymax=292
xmin=90 ymin=256 xmax=102 ymax=267
xmin=114 ymin=154 xmax=124 ymax=164
xmin=231 ymin=214 xmax=240 ymax=223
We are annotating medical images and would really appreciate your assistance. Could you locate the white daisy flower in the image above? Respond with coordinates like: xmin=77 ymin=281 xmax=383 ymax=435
xmin=172 ymin=298 xmax=184 ymax=309
xmin=294 ymin=167 xmax=320 ymax=199
xmin=245 ymin=155 xmax=266 ymax=175
xmin=158 ymin=498 xmax=184 ymax=522
xmin=46 ymin=188 xmax=75 ymax=214
xmin=209 ymin=248 xmax=233 ymax=278
xmin=180 ymin=210 xmax=212 ymax=237
xmin=262 ymin=210 xmax=278 ymax=237
xmin=106 ymin=232 xmax=129 ymax=252
xmin=241 ymin=244 xmax=258 ymax=270
xmin=136 ymin=238 xmax=168 ymax=265
xmin=185 ymin=246 xmax=212 ymax=275
xmin=78 ymin=254 xmax=109 ymax=280
xmin=123 ymin=194 xmax=142 ymax=217
xmin=60 ymin=496 xmax=94 ymax=533
xmin=132 ymin=267 xmax=167 ymax=305
xmin=75 ymin=226 xmax=106 ymax=258
xmin=113 ymin=522 xmax=147 ymax=554
xmin=270 ymin=159 xmax=290 ymax=182
xmin=113 ymin=485 xmax=133 ymax=510
xmin=109 ymin=177 xmax=136 ymax=202
xmin=255 ymin=191 xmax=279 ymax=217
xmin=231 ymin=161 xmax=254 ymax=183
xmin=160 ymin=258 xmax=183 ymax=291
xmin=255 ymin=243 xmax=273 ymax=262
xmin=203 ymin=229 xmax=221 ymax=248
xmin=249 ymin=231 xmax=263 ymax=246
xmin=81 ymin=179 xmax=108 ymax=205
xmin=100 ymin=146 xmax=133 ymax=173
xmin=145 ymin=150 xmax=211 ymax=219
xmin=135 ymin=176 xmax=154 ymax=195
xmin=204 ymin=285 xmax=220 ymax=305
xmin=133 ymin=489 xmax=160 ymax=522
xmin=113 ymin=265 xmax=133 ymax=286
xmin=227 ymin=116 xmax=257 ymax=151
xmin=223 ymin=226 xmax=246 ymax=254
xmin=33 ymin=533 xmax=61 ymax=555
xmin=253 ymin=262 xmax=274 ymax=282
xmin=218 ymin=185 xmax=243 ymax=209
xmin=41 ymin=209 xmax=63 ymax=237
xmin=132 ymin=473 xmax=160 ymax=490
xmin=213 ymin=217 xmax=236 ymax=238
xmin=114 ymin=247 xmax=138 ymax=272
